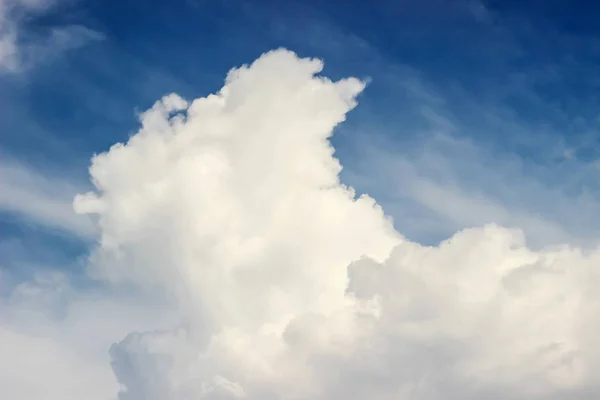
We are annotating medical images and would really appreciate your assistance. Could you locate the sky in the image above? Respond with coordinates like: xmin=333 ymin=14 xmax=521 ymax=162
xmin=2 ymin=0 xmax=600 ymax=399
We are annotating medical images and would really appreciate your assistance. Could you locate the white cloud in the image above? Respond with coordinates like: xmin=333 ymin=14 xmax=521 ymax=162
xmin=5 ymin=48 xmax=600 ymax=399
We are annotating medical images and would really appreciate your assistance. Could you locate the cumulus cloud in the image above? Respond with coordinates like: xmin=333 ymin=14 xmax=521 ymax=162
xmin=6 ymin=48 xmax=600 ymax=399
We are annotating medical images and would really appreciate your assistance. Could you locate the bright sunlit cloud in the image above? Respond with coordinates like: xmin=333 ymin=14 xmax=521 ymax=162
xmin=0 ymin=48 xmax=588 ymax=399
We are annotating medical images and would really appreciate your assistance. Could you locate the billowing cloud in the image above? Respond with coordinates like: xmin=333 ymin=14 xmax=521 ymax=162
xmin=8 ymin=48 xmax=600 ymax=399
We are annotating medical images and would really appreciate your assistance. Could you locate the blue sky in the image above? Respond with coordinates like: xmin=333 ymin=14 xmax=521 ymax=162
xmin=4 ymin=1 xmax=600 ymax=398
xmin=3 ymin=0 xmax=600 ymax=274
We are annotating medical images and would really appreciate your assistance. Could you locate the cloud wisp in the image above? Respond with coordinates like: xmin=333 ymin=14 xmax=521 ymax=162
xmin=0 ymin=0 xmax=103 ymax=72
xmin=0 ymin=157 xmax=96 ymax=239
xmin=5 ymin=49 xmax=600 ymax=399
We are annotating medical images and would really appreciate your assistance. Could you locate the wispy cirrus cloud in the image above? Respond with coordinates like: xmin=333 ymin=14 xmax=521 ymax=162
xmin=341 ymin=67 xmax=600 ymax=248
xmin=0 ymin=156 xmax=96 ymax=239
xmin=0 ymin=0 xmax=103 ymax=72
